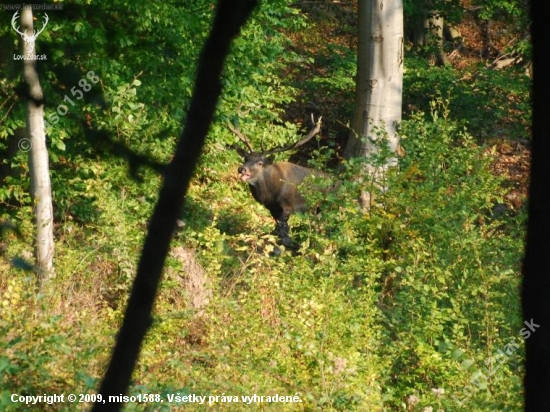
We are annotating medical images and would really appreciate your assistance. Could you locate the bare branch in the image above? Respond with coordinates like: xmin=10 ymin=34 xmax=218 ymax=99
xmin=92 ymin=0 xmax=259 ymax=409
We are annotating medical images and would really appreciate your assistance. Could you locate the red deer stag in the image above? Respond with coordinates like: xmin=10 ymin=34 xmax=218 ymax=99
xmin=229 ymin=114 xmax=323 ymax=249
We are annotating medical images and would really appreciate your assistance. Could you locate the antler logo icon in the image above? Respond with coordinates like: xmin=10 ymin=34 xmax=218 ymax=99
xmin=11 ymin=10 xmax=49 ymax=55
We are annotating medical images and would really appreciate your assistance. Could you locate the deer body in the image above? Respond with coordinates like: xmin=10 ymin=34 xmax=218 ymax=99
xmin=230 ymin=114 xmax=323 ymax=249
xmin=243 ymin=159 xmax=310 ymax=215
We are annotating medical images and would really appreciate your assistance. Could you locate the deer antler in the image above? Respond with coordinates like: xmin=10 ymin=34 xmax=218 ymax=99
xmin=266 ymin=113 xmax=322 ymax=155
xmin=227 ymin=120 xmax=254 ymax=153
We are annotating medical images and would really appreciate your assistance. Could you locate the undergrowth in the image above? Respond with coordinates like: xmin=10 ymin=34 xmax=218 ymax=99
xmin=1 ymin=99 xmax=525 ymax=411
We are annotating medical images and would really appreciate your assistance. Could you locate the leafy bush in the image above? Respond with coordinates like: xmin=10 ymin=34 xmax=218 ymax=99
xmin=404 ymin=58 xmax=531 ymax=139
xmin=375 ymin=104 xmax=524 ymax=410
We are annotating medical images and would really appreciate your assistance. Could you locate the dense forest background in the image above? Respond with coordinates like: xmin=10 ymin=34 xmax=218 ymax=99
xmin=0 ymin=0 xmax=531 ymax=410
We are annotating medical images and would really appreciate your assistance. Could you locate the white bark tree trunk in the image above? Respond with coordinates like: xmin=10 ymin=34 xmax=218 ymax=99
xmin=20 ymin=8 xmax=54 ymax=283
xmin=345 ymin=0 xmax=404 ymax=167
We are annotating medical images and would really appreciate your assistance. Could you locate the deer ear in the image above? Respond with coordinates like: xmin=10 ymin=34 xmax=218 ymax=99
xmin=265 ymin=156 xmax=275 ymax=165
xmin=232 ymin=145 xmax=247 ymax=158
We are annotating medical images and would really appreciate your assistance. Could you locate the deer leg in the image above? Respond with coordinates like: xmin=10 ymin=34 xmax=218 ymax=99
xmin=273 ymin=220 xmax=293 ymax=247
xmin=270 ymin=206 xmax=299 ymax=251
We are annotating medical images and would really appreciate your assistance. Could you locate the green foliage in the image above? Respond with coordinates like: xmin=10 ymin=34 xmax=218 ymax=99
xmin=473 ymin=0 xmax=529 ymax=22
xmin=0 ymin=2 xmax=527 ymax=411
xmin=404 ymin=0 xmax=464 ymax=23
xmin=404 ymin=57 xmax=531 ymax=139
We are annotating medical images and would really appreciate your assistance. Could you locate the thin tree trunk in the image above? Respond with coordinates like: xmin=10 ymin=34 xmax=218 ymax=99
xmin=20 ymin=8 xmax=54 ymax=283
xmin=412 ymin=10 xmax=448 ymax=66
xmin=429 ymin=11 xmax=448 ymax=66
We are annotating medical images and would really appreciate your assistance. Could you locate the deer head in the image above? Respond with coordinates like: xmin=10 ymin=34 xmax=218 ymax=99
xmin=228 ymin=113 xmax=322 ymax=183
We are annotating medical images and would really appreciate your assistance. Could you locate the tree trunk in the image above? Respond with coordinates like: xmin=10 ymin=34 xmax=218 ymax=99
xmin=412 ymin=11 xmax=448 ymax=66
xmin=92 ymin=1 xmax=258 ymax=409
xmin=429 ymin=11 xmax=449 ymax=66
xmin=480 ymin=18 xmax=496 ymax=59
xmin=20 ymin=8 xmax=54 ymax=283
xmin=345 ymin=0 xmax=403 ymax=161
xmin=345 ymin=0 xmax=403 ymax=208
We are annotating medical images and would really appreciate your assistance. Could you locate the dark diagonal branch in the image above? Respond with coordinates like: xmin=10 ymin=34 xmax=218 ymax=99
xmin=92 ymin=1 xmax=258 ymax=410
